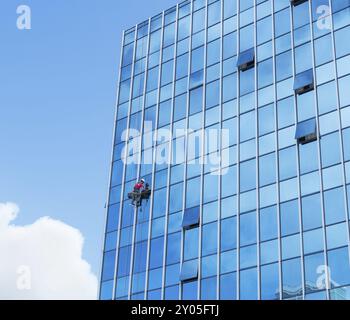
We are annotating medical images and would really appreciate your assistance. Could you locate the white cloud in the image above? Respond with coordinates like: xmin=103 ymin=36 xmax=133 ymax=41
xmin=0 ymin=202 xmax=98 ymax=300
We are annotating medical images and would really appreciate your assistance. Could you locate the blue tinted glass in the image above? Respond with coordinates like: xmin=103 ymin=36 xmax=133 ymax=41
xmin=240 ymin=268 xmax=258 ymax=300
xmin=202 ymin=222 xmax=218 ymax=256
xmin=259 ymin=153 xmax=276 ymax=186
xmin=295 ymin=118 xmax=317 ymax=139
xmin=261 ymin=263 xmax=279 ymax=300
xmin=240 ymin=159 xmax=256 ymax=192
xmin=182 ymin=206 xmax=200 ymax=229
xmin=117 ymin=246 xmax=131 ymax=277
xmin=240 ymin=211 xmax=257 ymax=246
xmin=282 ymin=258 xmax=302 ymax=299
xmin=182 ymin=280 xmax=198 ymax=300
xmin=293 ymin=69 xmax=314 ymax=92
xmin=180 ymin=260 xmax=198 ymax=281
xmin=166 ymin=232 xmax=181 ymax=264
xmin=321 ymin=132 xmax=341 ymax=167
xmin=149 ymin=237 xmax=164 ymax=269
xmin=221 ymin=217 xmax=237 ymax=251
xmin=201 ymin=277 xmax=217 ymax=299
xmin=328 ymin=247 xmax=350 ymax=286
xmin=275 ymin=8 xmax=290 ymax=37
xmin=260 ymin=206 xmax=278 ymax=241
xmin=302 ymin=193 xmax=323 ymax=230
xmin=279 ymin=146 xmax=297 ymax=180
xmin=133 ymin=242 xmax=148 ymax=273
xmin=102 ymin=250 xmax=116 ymax=281
xmin=148 ymin=268 xmax=163 ymax=290
xmin=220 ymin=272 xmax=237 ymax=299
xmin=201 ymin=254 xmax=217 ymax=278
xmin=184 ymin=228 xmax=199 ymax=260
xmin=281 ymin=200 xmax=299 ymax=236
xmin=324 ymin=187 xmax=346 ymax=225
xmin=237 ymin=48 xmax=255 ymax=69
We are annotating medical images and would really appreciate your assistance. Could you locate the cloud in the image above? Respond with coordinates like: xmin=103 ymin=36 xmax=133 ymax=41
xmin=0 ymin=202 xmax=98 ymax=300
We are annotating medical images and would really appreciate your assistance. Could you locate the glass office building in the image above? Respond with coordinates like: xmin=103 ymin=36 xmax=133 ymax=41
xmin=100 ymin=0 xmax=350 ymax=300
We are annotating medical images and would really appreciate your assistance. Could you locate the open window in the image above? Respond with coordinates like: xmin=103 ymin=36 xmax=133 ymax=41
xmin=180 ymin=260 xmax=198 ymax=282
xmin=293 ymin=69 xmax=314 ymax=95
xmin=237 ymin=48 xmax=255 ymax=71
xmin=290 ymin=0 xmax=308 ymax=6
xmin=182 ymin=206 xmax=200 ymax=230
xmin=295 ymin=118 xmax=317 ymax=145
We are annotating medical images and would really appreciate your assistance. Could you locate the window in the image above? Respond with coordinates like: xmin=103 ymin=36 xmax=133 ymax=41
xmin=261 ymin=239 xmax=278 ymax=265
xmin=189 ymin=86 xmax=203 ymax=115
xmin=223 ymin=32 xmax=237 ymax=59
xmin=304 ymin=253 xmax=325 ymax=294
xmin=299 ymin=141 xmax=319 ymax=174
xmin=293 ymin=69 xmax=314 ymax=95
xmin=202 ymin=222 xmax=218 ymax=256
xmin=102 ymin=250 xmax=116 ymax=281
xmin=260 ymin=205 xmax=278 ymax=241
xmin=302 ymin=193 xmax=323 ymax=231
xmin=276 ymin=51 xmax=293 ymax=82
xmin=280 ymin=200 xmax=300 ymax=236
xmin=321 ymin=132 xmax=341 ymax=168
xmin=221 ymin=217 xmax=237 ymax=251
xmin=328 ymin=247 xmax=350 ymax=286
xmin=240 ymin=211 xmax=257 ymax=246
xmin=259 ymin=104 xmax=275 ymax=136
xmin=279 ymin=146 xmax=297 ymax=180
xmin=166 ymin=233 xmax=181 ymax=265
xmin=184 ymin=228 xmax=199 ymax=260
xmin=258 ymin=59 xmax=273 ymax=89
xmin=182 ymin=206 xmax=200 ymax=229
xmin=259 ymin=153 xmax=276 ymax=186
xmin=220 ymin=272 xmax=237 ymax=299
xmin=236 ymin=48 xmax=255 ymax=71
xmin=240 ymin=268 xmax=258 ymax=300
xmin=335 ymin=25 xmax=350 ymax=58
xmin=327 ymin=222 xmax=348 ymax=249
xmin=295 ymin=43 xmax=313 ymax=73
xmin=240 ymin=111 xmax=255 ymax=141
xmin=324 ymin=187 xmax=346 ymax=225
xmin=180 ymin=260 xmax=198 ymax=282
xmin=295 ymin=118 xmax=317 ymax=144
xmin=282 ymin=258 xmax=302 ymax=299
xmin=240 ymin=159 xmax=256 ymax=192
xmin=261 ymin=263 xmax=279 ymax=300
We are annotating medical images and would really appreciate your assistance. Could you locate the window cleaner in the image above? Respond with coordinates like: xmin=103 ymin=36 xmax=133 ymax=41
xmin=128 ymin=179 xmax=151 ymax=208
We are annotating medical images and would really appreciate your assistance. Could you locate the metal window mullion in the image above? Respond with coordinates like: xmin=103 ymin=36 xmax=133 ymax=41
xmin=179 ymin=0 xmax=194 ymax=300
xmin=328 ymin=0 xmax=350 ymax=290
xmin=197 ymin=0 xmax=209 ymax=301
xmin=100 ymin=30 xmax=126 ymax=300
xmin=236 ymin=0 xmax=241 ymax=301
xmin=112 ymin=26 xmax=138 ymax=300
xmin=290 ymin=3 xmax=306 ymax=300
xmin=253 ymin=0 xmax=261 ymax=301
xmin=127 ymin=20 xmax=151 ymax=300
xmin=271 ymin=0 xmax=283 ymax=301
xmin=217 ymin=0 xmax=224 ymax=301
xmin=178 ymin=0 xmax=194 ymax=301
xmin=144 ymin=12 xmax=166 ymax=300
xmin=161 ymin=4 xmax=180 ymax=300
xmin=307 ymin=0 xmax=332 ymax=300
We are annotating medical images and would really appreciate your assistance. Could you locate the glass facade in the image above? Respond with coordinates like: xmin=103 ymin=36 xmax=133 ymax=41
xmin=100 ymin=0 xmax=350 ymax=300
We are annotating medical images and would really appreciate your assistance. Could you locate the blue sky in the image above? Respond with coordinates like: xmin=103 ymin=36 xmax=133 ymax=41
xmin=0 ymin=0 xmax=179 ymax=276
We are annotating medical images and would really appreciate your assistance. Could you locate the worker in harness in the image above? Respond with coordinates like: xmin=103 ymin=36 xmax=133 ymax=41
xmin=131 ymin=178 xmax=145 ymax=206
